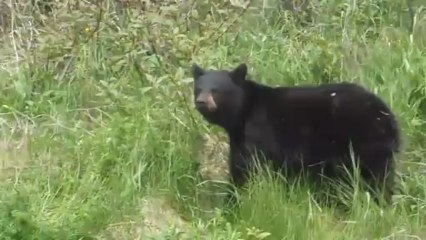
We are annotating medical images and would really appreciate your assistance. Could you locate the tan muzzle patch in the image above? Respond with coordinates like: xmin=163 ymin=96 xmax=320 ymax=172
xmin=206 ymin=92 xmax=217 ymax=111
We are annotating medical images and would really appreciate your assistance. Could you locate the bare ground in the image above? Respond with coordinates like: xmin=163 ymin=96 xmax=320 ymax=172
xmin=0 ymin=121 xmax=33 ymax=182
xmin=100 ymin=132 xmax=230 ymax=239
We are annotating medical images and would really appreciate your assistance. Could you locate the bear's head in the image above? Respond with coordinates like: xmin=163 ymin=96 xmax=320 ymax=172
xmin=191 ymin=63 xmax=248 ymax=129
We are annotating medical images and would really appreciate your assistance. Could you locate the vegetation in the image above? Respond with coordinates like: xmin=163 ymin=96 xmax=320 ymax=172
xmin=0 ymin=0 xmax=425 ymax=239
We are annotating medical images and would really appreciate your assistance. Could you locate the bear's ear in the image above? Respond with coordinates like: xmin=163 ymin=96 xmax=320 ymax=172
xmin=230 ymin=63 xmax=247 ymax=84
xmin=191 ymin=63 xmax=205 ymax=80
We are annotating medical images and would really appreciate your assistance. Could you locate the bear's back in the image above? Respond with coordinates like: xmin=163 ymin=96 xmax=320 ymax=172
xmin=241 ymin=81 xmax=400 ymax=164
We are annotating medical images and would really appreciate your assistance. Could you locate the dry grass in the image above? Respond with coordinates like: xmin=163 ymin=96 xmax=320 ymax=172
xmin=0 ymin=0 xmax=425 ymax=239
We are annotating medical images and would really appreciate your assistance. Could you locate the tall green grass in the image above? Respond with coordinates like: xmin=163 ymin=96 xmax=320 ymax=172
xmin=0 ymin=0 xmax=425 ymax=239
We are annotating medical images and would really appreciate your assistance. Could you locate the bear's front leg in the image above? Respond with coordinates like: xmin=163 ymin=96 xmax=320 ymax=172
xmin=223 ymin=150 xmax=253 ymax=208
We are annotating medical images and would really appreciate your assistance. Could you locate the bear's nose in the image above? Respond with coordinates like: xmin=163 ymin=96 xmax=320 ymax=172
xmin=195 ymin=99 xmax=208 ymax=109
xmin=195 ymin=92 xmax=217 ymax=112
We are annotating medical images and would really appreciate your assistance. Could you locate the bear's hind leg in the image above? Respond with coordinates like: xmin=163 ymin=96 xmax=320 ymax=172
xmin=357 ymin=141 xmax=397 ymax=205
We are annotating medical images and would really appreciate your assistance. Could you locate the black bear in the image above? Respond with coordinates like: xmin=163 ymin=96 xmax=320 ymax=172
xmin=191 ymin=62 xmax=401 ymax=206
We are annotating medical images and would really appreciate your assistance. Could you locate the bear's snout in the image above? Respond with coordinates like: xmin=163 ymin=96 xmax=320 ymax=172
xmin=195 ymin=92 xmax=217 ymax=112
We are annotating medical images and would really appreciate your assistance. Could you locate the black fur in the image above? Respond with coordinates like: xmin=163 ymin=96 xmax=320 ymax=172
xmin=191 ymin=63 xmax=401 ymax=206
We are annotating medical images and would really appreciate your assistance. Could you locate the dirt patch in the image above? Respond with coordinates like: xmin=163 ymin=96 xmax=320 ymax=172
xmin=194 ymin=132 xmax=231 ymax=214
xmin=100 ymin=132 xmax=230 ymax=239
xmin=100 ymin=196 xmax=194 ymax=239
xmin=196 ymin=132 xmax=229 ymax=183
xmin=140 ymin=196 xmax=192 ymax=238
xmin=0 ymin=130 xmax=31 ymax=182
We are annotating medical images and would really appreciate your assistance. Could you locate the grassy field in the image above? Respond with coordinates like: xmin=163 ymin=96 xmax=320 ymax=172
xmin=0 ymin=0 xmax=425 ymax=239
